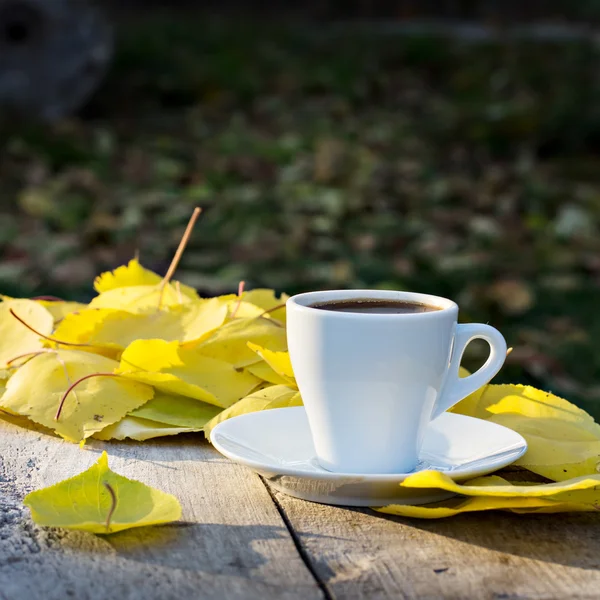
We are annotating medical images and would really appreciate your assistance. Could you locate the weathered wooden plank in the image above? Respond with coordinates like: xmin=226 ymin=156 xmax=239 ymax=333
xmin=0 ymin=418 xmax=323 ymax=600
xmin=270 ymin=486 xmax=600 ymax=599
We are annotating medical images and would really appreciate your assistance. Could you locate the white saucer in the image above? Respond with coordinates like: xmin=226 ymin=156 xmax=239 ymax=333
xmin=211 ymin=407 xmax=527 ymax=507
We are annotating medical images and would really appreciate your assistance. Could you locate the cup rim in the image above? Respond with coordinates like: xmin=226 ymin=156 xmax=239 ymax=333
xmin=287 ymin=289 xmax=458 ymax=318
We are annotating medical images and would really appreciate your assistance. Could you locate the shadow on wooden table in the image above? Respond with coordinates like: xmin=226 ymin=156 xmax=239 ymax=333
xmin=102 ymin=523 xmax=281 ymax=573
xmin=375 ymin=509 xmax=600 ymax=570
xmin=68 ymin=521 xmax=341 ymax=576
xmin=85 ymin=436 xmax=229 ymax=464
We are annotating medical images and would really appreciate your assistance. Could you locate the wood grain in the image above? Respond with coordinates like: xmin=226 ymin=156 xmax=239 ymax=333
xmin=0 ymin=418 xmax=323 ymax=600
xmin=5 ymin=410 xmax=600 ymax=600
xmin=270 ymin=486 xmax=600 ymax=599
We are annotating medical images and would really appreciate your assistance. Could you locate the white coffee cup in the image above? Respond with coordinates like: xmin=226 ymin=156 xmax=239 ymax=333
xmin=286 ymin=290 xmax=507 ymax=474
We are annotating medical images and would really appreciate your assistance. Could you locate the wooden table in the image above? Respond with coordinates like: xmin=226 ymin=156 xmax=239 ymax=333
xmin=1 ymin=417 xmax=600 ymax=600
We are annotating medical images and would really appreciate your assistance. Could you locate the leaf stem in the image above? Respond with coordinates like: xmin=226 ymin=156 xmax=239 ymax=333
xmin=7 ymin=350 xmax=79 ymax=404
xmin=6 ymin=350 xmax=53 ymax=367
xmin=230 ymin=281 xmax=245 ymax=319
xmin=103 ymin=481 xmax=117 ymax=533
xmin=258 ymin=316 xmax=284 ymax=328
xmin=9 ymin=309 xmax=94 ymax=348
xmin=258 ymin=302 xmax=286 ymax=318
xmin=30 ymin=296 xmax=65 ymax=302
xmin=56 ymin=372 xmax=119 ymax=421
xmin=158 ymin=207 xmax=202 ymax=309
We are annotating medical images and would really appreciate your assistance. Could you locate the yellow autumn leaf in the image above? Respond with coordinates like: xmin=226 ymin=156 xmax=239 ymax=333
xmin=129 ymin=391 xmax=222 ymax=428
xmin=452 ymin=383 xmax=600 ymax=481
xmin=0 ymin=350 xmax=154 ymax=442
xmin=94 ymin=258 xmax=198 ymax=299
xmin=176 ymin=298 xmax=232 ymax=339
xmin=485 ymin=384 xmax=600 ymax=436
xmin=53 ymin=308 xmax=121 ymax=340
xmin=51 ymin=308 xmax=125 ymax=359
xmin=247 ymin=343 xmax=296 ymax=385
xmin=0 ymin=367 xmax=11 ymax=388
xmin=490 ymin=412 xmax=600 ymax=481
xmin=213 ymin=292 xmax=286 ymax=320
xmin=117 ymin=339 xmax=260 ymax=408
xmin=242 ymin=289 xmax=288 ymax=323
xmin=205 ymin=384 xmax=301 ymax=440
xmin=0 ymin=408 xmax=55 ymax=436
xmin=225 ymin=299 xmax=265 ymax=319
xmin=37 ymin=300 xmax=87 ymax=323
xmin=54 ymin=299 xmax=228 ymax=358
xmin=401 ymin=470 xmax=600 ymax=496
xmin=89 ymin=284 xmax=193 ymax=313
xmin=378 ymin=494 xmax=563 ymax=519
xmin=376 ymin=471 xmax=600 ymax=518
xmin=24 ymin=452 xmax=181 ymax=533
xmin=192 ymin=317 xmax=287 ymax=367
xmin=0 ymin=376 xmax=8 ymax=403
xmin=246 ymin=361 xmax=292 ymax=386
xmin=204 ymin=295 xmax=282 ymax=321
xmin=94 ymin=416 xmax=202 ymax=441
xmin=0 ymin=299 xmax=54 ymax=368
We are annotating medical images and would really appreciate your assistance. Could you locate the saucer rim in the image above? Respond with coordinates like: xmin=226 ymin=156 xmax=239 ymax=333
xmin=211 ymin=407 xmax=528 ymax=482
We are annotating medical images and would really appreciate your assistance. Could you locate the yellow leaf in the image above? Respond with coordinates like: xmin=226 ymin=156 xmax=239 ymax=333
xmin=400 ymin=470 xmax=600 ymax=496
xmin=490 ymin=413 xmax=600 ymax=481
xmin=53 ymin=308 xmax=120 ymax=342
xmin=452 ymin=383 xmax=600 ymax=481
xmin=175 ymin=298 xmax=230 ymax=339
xmin=94 ymin=258 xmax=198 ymax=299
xmin=129 ymin=391 xmax=222 ymax=428
xmin=89 ymin=285 xmax=193 ymax=313
xmin=376 ymin=471 xmax=600 ymax=519
xmin=377 ymin=495 xmax=562 ymax=519
xmin=51 ymin=309 xmax=125 ymax=359
xmin=54 ymin=299 xmax=228 ymax=357
xmin=242 ymin=289 xmax=288 ymax=323
xmin=37 ymin=300 xmax=87 ymax=324
xmin=0 ymin=351 xmax=154 ymax=442
xmin=117 ymin=339 xmax=260 ymax=408
xmin=209 ymin=292 xmax=285 ymax=319
xmin=485 ymin=385 xmax=600 ymax=436
xmin=192 ymin=317 xmax=287 ymax=367
xmin=205 ymin=384 xmax=301 ymax=440
xmin=246 ymin=361 xmax=292 ymax=386
xmin=0 ymin=299 xmax=54 ymax=368
xmin=0 ymin=368 xmax=11 ymax=396
xmin=226 ymin=300 xmax=265 ymax=319
xmin=204 ymin=295 xmax=281 ymax=320
xmin=93 ymin=416 xmax=202 ymax=441
xmin=0 ymin=408 xmax=56 ymax=435
xmin=247 ymin=343 xmax=296 ymax=385
xmin=24 ymin=451 xmax=181 ymax=533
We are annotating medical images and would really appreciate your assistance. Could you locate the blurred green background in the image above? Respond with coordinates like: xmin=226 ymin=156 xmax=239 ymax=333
xmin=1 ymin=16 xmax=599 ymax=415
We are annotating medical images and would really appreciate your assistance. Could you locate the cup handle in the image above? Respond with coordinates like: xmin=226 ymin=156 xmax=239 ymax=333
xmin=431 ymin=323 xmax=507 ymax=420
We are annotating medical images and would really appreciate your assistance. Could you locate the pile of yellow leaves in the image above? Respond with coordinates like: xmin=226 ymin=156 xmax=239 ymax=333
xmin=2 ymin=239 xmax=600 ymax=524
xmin=0 ymin=258 xmax=294 ymax=443
xmin=377 ymin=383 xmax=600 ymax=518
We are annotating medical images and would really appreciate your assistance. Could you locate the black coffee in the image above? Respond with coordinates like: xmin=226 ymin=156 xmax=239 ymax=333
xmin=309 ymin=298 xmax=441 ymax=314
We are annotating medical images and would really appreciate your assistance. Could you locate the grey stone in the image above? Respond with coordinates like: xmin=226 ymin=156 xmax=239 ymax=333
xmin=0 ymin=0 xmax=112 ymax=121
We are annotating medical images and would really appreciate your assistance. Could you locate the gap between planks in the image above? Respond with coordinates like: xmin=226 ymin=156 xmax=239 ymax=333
xmin=261 ymin=477 xmax=334 ymax=600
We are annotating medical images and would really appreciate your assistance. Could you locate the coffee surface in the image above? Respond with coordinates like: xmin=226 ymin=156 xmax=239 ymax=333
xmin=309 ymin=298 xmax=441 ymax=314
